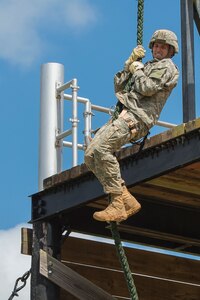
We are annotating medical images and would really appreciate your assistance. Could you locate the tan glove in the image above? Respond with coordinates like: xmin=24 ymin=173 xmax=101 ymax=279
xmin=124 ymin=45 xmax=145 ymax=71
xmin=129 ymin=61 xmax=144 ymax=74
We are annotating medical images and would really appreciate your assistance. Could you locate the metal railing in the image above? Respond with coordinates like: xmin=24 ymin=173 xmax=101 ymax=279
xmin=60 ymin=89 xmax=177 ymax=168
xmin=38 ymin=63 xmax=177 ymax=191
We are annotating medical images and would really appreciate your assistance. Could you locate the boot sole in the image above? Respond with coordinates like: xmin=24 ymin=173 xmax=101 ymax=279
xmin=126 ymin=204 xmax=141 ymax=218
xmin=93 ymin=212 xmax=127 ymax=223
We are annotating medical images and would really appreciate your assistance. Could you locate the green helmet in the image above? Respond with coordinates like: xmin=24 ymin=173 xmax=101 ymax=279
xmin=149 ymin=29 xmax=179 ymax=54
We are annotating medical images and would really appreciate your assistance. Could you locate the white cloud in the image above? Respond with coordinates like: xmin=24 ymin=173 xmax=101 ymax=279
xmin=0 ymin=224 xmax=31 ymax=300
xmin=0 ymin=0 xmax=98 ymax=67
xmin=64 ymin=0 xmax=98 ymax=28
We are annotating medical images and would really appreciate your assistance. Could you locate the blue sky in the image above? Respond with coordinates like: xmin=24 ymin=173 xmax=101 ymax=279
xmin=0 ymin=1 xmax=200 ymax=298
xmin=1 ymin=0 xmax=199 ymax=230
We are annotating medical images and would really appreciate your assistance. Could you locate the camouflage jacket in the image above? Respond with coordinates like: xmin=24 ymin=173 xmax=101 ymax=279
xmin=114 ymin=58 xmax=179 ymax=129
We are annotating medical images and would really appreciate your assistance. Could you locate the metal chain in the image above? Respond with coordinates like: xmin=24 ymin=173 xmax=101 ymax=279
xmin=8 ymin=269 xmax=31 ymax=300
xmin=109 ymin=222 xmax=139 ymax=300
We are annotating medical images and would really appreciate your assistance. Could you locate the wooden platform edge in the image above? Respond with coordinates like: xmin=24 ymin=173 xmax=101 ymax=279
xmin=39 ymin=249 xmax=115 ymax=300
xmin=42 ymin=118 xmax=200 ymax=190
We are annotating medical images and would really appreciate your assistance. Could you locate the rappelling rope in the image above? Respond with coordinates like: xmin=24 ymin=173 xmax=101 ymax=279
xmin=113 ymin=0 xmax=144 ymax=118
xmin=109 ymin=221 xmax=139 ymax=300
xmin=137 ymin=0 xmax=144 ymax=46
xmin=110 ymin=1 xmax=144 ymax=299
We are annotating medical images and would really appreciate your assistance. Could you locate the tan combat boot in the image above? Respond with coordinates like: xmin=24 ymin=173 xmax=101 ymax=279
xmin=93 ymin=194 xmax=128 ymax=222
xmin=122 ymin=186 xmax=141 ymax=217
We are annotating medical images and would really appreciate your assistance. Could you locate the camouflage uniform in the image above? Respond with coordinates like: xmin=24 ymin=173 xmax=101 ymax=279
xmin=115 ymin=57 xmax=179 ymax=129
xmin=85 ymin=57 xmax=179 ymax=195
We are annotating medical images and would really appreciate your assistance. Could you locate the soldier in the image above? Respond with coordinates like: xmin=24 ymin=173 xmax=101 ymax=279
xmin=84 ymin=29 xmax=179 ymax=222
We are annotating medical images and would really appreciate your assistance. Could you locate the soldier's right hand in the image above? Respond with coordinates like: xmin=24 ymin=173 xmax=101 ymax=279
xmin=129 ymin=61 xmax=144 ymax=74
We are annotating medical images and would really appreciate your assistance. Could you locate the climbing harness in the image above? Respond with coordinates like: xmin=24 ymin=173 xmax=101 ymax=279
xmin=109 ymin=1 xmax=145 ymax=299
xmin=131 ymin=131 xmax=150 ymax=156
xmin=8 ymin=269 xmax=31 ymax=300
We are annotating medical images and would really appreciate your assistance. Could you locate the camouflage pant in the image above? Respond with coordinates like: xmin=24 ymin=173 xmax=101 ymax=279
xmin=84 ymin=110 xmax=148 ymax=194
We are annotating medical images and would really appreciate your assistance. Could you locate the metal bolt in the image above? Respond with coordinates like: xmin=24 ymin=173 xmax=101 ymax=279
xmin=48 ymin=261 xmax=53 ymax=275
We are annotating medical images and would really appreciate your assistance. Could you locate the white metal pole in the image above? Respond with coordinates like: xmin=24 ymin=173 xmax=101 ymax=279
xmin=39 ymin=63 xmax=64 ymax=191
xmin=84 ymin=100 xmax=92 ymax=146
xmin=71 ymin=79 xmax=79 ymax=167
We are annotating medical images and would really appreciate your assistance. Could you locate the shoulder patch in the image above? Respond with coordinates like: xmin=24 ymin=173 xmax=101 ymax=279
xmin=149 ymin=68 xmax=166 ymax=80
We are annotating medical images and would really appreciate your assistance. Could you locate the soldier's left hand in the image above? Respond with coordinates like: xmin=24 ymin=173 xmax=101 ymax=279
xmin=131 ymin=45 xmax=146 ymax=60
xmin=124 ymin=45 xmax=145 ymax=71
xmin=129 ymin=61 xmax=144 ymax=74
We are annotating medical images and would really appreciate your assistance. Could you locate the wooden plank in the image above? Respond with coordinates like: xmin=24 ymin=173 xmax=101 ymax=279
xmin=21 ymin=227 xmax=32 ymax=255
xmin=185 ymin=118 xmax=200 ymax=132
xmin=164 ymin=172 xmax=200 ymax=187
xmin=117 ymin=124 xmax=186 ymax=161
xmin=148 ymin=176 xmax=200 ymax=196
xmin=39 ymin=249 xmax=114 ymax=300
xmin=117 ymin=225 xmax=200 ymax=248
xmin=131 ymin=184 xmax=200 ymax=208
xmin=144 ymin=124 xmax=185 ymax=148
xmin=43 ymin=163 xmax=89 ymax=189
xmin=60 ymin=262 xmax=200 ymax=300
xmin=184 ymin=161 xmax=200 ymax=171
xmin=61 ymin=237 xmax=200 ymax=285
xmin=172 ymin=169 xmax=200 ymax=180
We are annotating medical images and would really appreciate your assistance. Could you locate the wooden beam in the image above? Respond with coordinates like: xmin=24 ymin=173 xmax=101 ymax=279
xmin=40 ymin=249 xmax=115 ymax=300
xmin=147 ymin=175 xmax=200 ymax=196
xmin=21 ymin=227 xmax=33 ymax=255
xmin=131 ymin=183 xmax=200 ymax=208
xmin=185 ymin=118 xmax=200 ymax=132
xmin=117 ymin=225 xmax=200 ymax=248
xmin=31 ymin=221 xmax=61 ymax=300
